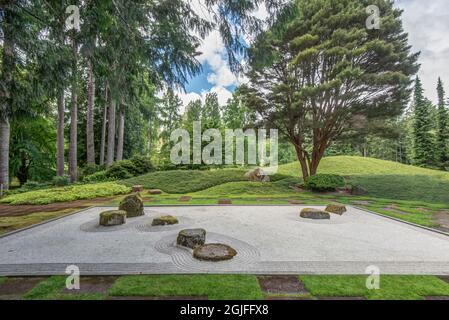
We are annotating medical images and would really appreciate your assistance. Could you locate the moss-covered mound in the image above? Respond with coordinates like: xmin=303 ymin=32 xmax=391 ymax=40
xmin=119 ymin=193 xmax=144 ymax=218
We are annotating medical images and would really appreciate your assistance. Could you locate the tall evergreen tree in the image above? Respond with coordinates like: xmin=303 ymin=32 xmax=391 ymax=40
xmin=159 ymin=89 xmax=182 ymax=160
xmin=242 ymin=0 xmax=419 ymax=178
xmin=436 ymin=77 xmax=449 ymax=169
xmin=202 ymin=93 xmax=222 ymax=129
xmin=412 ymin=77 xmax=434 ymax=167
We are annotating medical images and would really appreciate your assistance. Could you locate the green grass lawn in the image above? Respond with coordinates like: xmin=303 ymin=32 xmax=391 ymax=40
xmin=109 ymin=275 xmax=264 ymax=300
xmin=9 ymin=274 xmax=449 ymax=300
xmin=300 ymin=275 xmax=449 ymax=300
xmin=121 ymin=168 xmax=249 ymax=193
xmin=24 ymin=276 xmax=103 ymax=300
xmin=279 ymin=156 xmax=449 ymax=204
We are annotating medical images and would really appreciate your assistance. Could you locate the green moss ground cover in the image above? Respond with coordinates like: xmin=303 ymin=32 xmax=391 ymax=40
xmin=0 ymin=182 xmax=131 ymax=205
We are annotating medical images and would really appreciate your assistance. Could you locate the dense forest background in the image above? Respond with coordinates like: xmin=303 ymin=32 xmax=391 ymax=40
xmin=1 ymin=0 xmax=448 ymax=190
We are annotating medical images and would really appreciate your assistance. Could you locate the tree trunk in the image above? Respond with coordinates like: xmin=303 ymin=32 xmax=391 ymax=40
xmin=86 ymin=58 xmax=96 ymax=165
xmin=0 ymin=118 xmax=10 ymax=191
xmin=69 ymin=38 xmax=78 ymax=182
xmin=293 ymin=143 xmax=310 ymax=180
xmin=99 ymin=85 xmax=108 ymax=166
xmin=0 ymin=7 xmax=13 ymax=191
xmin=106 ymin=98 xmax=116 ymax=167
xmin=56 ymin=89 xmax=65 ymax=176
xmin=116 ymin=108 xmax=125 ymax=161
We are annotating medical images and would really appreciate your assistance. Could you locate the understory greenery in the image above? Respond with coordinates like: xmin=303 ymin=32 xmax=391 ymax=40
xmin=0 ymin=182 xmax=130 ymax=205
xmin=83 ymin=155 xmax=155 ymax=182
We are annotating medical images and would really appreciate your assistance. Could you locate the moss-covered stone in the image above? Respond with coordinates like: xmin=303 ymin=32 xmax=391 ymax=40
xmin=119 ymin=193 xmax=144 ymax=218
xmin=151 ymin=215 xmax=179 ymax=226
xmin=325 ymin=203 xmax=347 ymax=215
xmin=177 ymin=228 xmax=206 ymax=249
xmin=99 ymin=210 xmax=127 ymax=226
xmin=351 ymin=185 xmax=367 ymax=195
xmin=193 ymin=243 xmax=237 ymax=261
xmin=300 ymin=208 xmax=330 ymax=220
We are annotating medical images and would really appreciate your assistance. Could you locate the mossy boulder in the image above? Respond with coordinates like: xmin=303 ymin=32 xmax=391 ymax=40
xmin=99 ymin=210 xmax=126 ymax=226
xmin=325 ymin=203 xmax=347 ymax=215
xmin=193 ymin=243 xmax=237 ymax=261
xmin=177 ymin=228 xmax=206 ymax=249
xmin=151 ymin=215 xmax=179 ymax=226
xmin=119 ymin=193 xmax=144 ymax=218
xmin=351 ymin=185 xmax=367 ymax=195
xmin=300 ymin=208 xmax=330 ymax=220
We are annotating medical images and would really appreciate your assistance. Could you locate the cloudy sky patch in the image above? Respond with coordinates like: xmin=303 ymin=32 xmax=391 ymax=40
xmin=177 ymin=0 xmax=449 ymax=108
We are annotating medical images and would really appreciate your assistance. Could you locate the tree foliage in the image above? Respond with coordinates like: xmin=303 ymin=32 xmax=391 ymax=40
xmin=242 ymin=0 xmax=419 ymax=178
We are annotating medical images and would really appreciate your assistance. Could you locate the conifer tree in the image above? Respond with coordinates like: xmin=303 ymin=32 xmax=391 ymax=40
xmin=436 ymin=77 xmax=449 ymax=169
xmin=412 ymin=77 xmax=434 ymax=167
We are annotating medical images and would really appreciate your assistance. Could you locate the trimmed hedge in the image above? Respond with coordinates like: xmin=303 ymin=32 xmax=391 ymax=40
xmin=304 ymin=174 xmax=345 ymax=192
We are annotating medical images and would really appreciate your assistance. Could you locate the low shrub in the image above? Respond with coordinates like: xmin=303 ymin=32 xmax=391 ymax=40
xmin=129 ymin=155 xmax=155 ymax=175
xmin=52 ymin=175 xmax=70 ymax=187
xmin=304 ymin=174 xmax=345 ymax=192
xmin=83 ymin=170 xmax=111 ymax=183
xmin=83 ymin=157 xmax=155 ymax=182
xmin=106 ymin=161 xmax=136 ymax=179
xmin=81 ymin=164 xmax=105 ymax=177
xmin=22 ymin=181 xmax=51 ymax=190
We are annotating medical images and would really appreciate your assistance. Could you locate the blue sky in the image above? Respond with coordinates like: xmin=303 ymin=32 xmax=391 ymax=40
xmin=177 ymin=0 xmax=449 ymax=108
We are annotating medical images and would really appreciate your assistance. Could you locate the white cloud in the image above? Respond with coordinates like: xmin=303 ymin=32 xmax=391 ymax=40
xmin=176 ymin=85 xmax=233 ymax=111
xmin=396 ymin=0 xmax=449 ymax=103
xmin=177 ymin=1 xmax=271 ymax=110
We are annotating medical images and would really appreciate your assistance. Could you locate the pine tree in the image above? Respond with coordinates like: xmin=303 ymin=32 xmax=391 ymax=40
xmin=436 ymin=77 xmax=449 ymax=169
xmin=202 ymin=93 xmax=222 ymax=129
xmin=412 ymin=77 xmax=434 ymax=167
xmin=159 ymin=89 xmax=182 ymax=160
xmin=243 ymin=0 xmax=419 ymax=179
